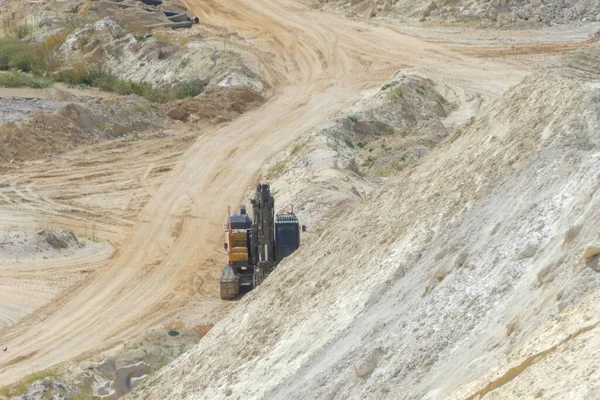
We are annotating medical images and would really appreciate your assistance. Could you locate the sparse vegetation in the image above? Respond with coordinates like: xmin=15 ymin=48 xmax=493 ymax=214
xmin=375 ymin=167 xmax=392 ymax=177
xmin=56 ymin=64 xmax=205 ymax=103
xmin=267 ymin=160 xmax=287 ymax=179
xmin=0 ymin=369 xmax=61 ymax=398
xmin=0 ymin=34 xmax=63 ymax=75
xmin=347 ymin=115 xmax=358 ymax=123
xmin=0 ymin=21 xmax=204 ymax=102
xmin=2 ymin=14 xmax=34 ymax=40
xmin=290 ymin=141 xmax=307 ymax=156
xmin=345 ymin=139 xmax=355 ymax=148
xmin=195 ymin=323 xmax=214 ymax=338
xmin=0 ymin=71 xmax=54 ymax=88
xmin=163 ymin=319 xmax=185 ymax=337
xmin=134 ymin=31 xmax=153 ymax=42
xmin=154 ymin=32 xmax=188 ymax=47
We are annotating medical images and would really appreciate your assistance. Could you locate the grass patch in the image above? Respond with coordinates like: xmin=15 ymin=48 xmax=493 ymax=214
xmin=0 ymin=36 xmax=64 ymax=74
xmin=0 ymin=369 xmax=61 ymax=397
xmin=57 ymin=64 xmax=205 ymax=103
xmin=290 ymin=141 xmax=307 ymax=156
xmin=0 ymin=21 xmax=203 ymax=103
xmin=267 ymin=160 xmax=287 ymax=179
xmin=375 ymin=167 xmax=392 ymax=178
xmin=0 ymin=71 xmax=54 ymax=88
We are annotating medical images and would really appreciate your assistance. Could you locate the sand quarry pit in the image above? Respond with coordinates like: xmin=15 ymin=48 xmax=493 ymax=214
xmin=0 ymin=0 xmax=598 ymax=397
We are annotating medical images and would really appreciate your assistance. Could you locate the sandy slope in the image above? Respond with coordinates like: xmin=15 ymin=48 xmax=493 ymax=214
xmin=0 ymin=0 xmax=593 ymax=388
xmin=134 ymin=41 xmax=600 ymax=400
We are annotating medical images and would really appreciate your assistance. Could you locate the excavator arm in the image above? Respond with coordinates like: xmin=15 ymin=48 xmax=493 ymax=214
xmin=251 ymin=183 xmax=276 ymax=286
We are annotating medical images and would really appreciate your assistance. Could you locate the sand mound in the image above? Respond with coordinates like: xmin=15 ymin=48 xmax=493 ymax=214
xmin=163 ymin=86 xmax=264 ymax=123
xmin=131 ymin=42 xmax=600 ymax=399
xmin=260 ymin=72 xmax=467 ymax=230
xmin=0 ymin=97 xmax=164 ymax=164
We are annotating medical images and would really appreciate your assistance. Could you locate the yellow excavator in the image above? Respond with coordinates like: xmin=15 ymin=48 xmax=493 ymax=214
xmin=220 ymin=183 xmax=301 ymax=300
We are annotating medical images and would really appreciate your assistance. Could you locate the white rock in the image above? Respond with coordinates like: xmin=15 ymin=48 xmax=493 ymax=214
xmin=520 ymin=243 xmax=538 ymax=258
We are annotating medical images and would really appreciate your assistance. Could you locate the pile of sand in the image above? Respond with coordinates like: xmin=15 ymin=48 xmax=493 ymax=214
xmin=131 ymin=42 xmax=600 ymax=400
xmin=162 ymin=86 xmax=264 ymax=123
xmin=0 ymin=97 xmax=165 ymax=164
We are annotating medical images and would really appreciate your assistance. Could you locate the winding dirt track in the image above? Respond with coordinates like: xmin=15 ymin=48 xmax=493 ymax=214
xmin=0 ymin=0 xmax=572 ymax=385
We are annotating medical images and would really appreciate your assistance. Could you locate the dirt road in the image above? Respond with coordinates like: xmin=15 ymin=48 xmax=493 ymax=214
xmin=0 ymin=0 xmax=588 ymax=385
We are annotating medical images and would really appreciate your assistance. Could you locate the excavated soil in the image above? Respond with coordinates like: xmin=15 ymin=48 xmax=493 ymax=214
xmin=161 ymin=86 xmax=264 ymax=123
xmin=132 ymin=40 xmax=600 ymax=400
xmin=0 ymin=0 xmax=598 ymax=397
xmin=0 ymin=98 xmax=165 ymax=165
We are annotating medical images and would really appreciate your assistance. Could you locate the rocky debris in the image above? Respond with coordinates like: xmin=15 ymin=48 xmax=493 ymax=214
xmin=563 ymin=224 xmax=582 ymax=244
xmin=38 ymin=229 xmax=79 ymax=250
xmin=583 ymin=245 xmax=600 ymax=271
xmin=93 ymin=357 xmax=118 ymax=380
xmin=519 ymin=242 xmax=538 ymax=259
xmin=167 ymin=108 xmax=189 ymax=121
xmin=337 ymin=0 xmax=600 ymax=25
xmin=58 ymin=17 xmax=265 ymax=92
xmin=61 ymin=18 xmax=126 ymax=53
xmin=86 ymin=358 xmax=151 ymax=399
xmin=8 ymin=377 xmax=79 ymax=400
xmin=0 ymin=230 xmax=83 ymax=256
xmin=0 ymin=97 xmax=73 ymax=123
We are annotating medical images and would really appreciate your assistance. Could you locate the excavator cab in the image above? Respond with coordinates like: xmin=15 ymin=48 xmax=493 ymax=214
xmin=275 ymin=214 xmax=300 ymax=259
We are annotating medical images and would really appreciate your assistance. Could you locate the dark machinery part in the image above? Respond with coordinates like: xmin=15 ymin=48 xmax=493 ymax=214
xmin=219 ymin=184 xmax=300 ymax=300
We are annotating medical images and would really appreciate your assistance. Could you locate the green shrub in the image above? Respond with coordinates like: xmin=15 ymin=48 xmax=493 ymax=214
xmin=0 ymin=39 xmax=57 ymax=74
xmin=345 ymin=139 xmax=354 ymax=148
xmin=347 ymin=115 xmax=358 ymax=123
xmin=0 ymin=42 xmax=20 ymax=70
xmin=10 ymin=50 xmax=37 ymax=72
xmin=56 ymin=63 xmax=95 ymax=86
xmin=357 ymin=141 xmax=365 ymax=149
xmin=290 ymin=141 xmax=307 ymax=156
